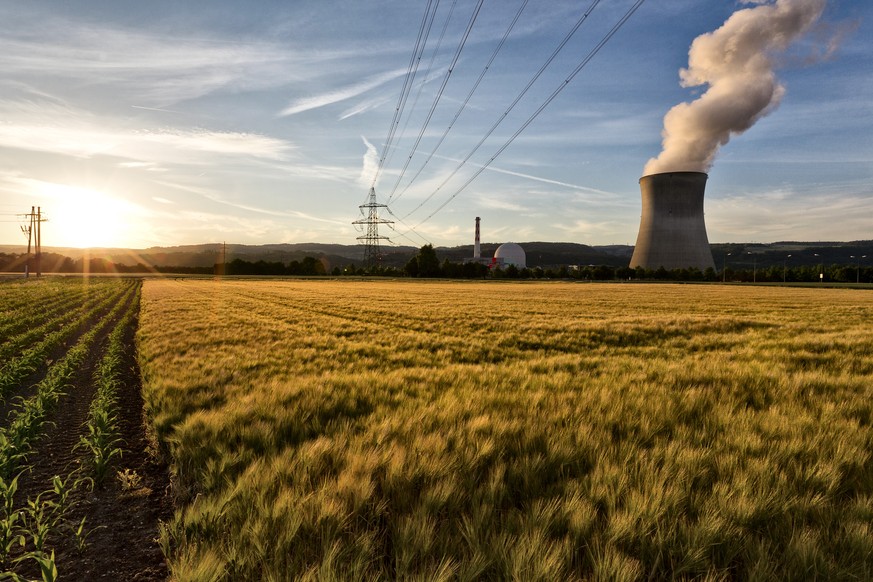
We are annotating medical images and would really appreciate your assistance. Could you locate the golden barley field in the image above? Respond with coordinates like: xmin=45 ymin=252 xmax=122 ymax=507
xmin=137 ymin=279 xmax=873 ymax=581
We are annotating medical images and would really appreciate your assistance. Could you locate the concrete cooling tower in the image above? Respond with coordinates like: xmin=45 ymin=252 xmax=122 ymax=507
xmin=629 ymin=172 xmax=716 ymax=272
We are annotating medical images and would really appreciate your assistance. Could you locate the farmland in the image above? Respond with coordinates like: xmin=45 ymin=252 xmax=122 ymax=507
xmin=138 ymin=279 xmax=873 ymax=580
xmin=0 ymin=277 xmax=170 ymax=581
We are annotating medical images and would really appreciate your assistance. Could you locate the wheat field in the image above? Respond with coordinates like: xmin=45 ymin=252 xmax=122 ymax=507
xmin=137 ymin=279 xmax=873 ymax=580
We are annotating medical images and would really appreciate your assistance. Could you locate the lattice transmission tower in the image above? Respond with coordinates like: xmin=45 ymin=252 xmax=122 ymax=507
xmin=352 ymin=187 xmax=393 ymax=268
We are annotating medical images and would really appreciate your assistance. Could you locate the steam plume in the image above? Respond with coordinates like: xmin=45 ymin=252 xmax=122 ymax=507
xmin=644 ymin=0 xmax=826 ymax=176
xmin=359 ymin=136 xmax=379 ymax=188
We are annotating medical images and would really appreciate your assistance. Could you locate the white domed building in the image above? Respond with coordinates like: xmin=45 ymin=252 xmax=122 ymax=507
xmin=493 ymin=242 xmax=526 ymax=269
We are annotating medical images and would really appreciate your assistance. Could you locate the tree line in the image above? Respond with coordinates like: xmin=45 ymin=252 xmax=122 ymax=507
xmin=1 ymin=249 xmax=870 ymax=283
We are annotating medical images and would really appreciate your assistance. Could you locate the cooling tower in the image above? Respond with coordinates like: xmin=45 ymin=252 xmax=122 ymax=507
xmin=629 ymin=171 xmax=716 ymax=271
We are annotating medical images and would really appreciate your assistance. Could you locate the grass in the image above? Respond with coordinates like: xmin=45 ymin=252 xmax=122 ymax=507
xmin=137 ymin=280 xmax=873 ymax=580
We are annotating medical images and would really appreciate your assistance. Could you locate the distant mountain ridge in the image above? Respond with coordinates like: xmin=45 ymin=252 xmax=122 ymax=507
xmin=0 ymin=240 xmax=870 ymax=269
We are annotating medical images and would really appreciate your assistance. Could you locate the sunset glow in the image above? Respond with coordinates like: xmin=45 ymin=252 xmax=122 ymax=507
xmin=34 ymin=183 xmax=143 ymax=249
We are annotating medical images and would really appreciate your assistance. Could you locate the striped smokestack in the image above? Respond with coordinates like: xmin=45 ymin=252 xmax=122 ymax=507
xmin=474 ymin=217 xmax=481 ymax=259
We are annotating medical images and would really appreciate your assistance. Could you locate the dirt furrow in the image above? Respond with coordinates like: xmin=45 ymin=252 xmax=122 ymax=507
xmin=10 ymin=282 xmax=173 ymax=581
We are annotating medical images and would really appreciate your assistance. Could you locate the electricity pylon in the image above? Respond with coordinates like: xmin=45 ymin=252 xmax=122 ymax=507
xmin=352 ymin=188 xmax=393 ymax=268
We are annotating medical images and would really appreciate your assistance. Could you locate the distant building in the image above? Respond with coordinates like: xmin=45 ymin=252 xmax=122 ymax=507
xmin=493 ymin=242 xmax=526 ymax=269
xmin=462 ymin=217 xmax=526 ymax=269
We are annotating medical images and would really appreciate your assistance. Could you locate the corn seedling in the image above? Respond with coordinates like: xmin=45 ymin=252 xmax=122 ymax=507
xmin=3 ymin=550 xmax=58 ymax=582
xmin=0 ymin=476 xmax=23 ymax=566
xmin=71 ymin=516 xmax=104 ymax=555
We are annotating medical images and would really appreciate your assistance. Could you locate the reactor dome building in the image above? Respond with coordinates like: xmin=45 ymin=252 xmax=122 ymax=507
xmin=464 ymin=217 xmax=527 ymax=269
xmin=494 ymin=242 xmax=526 ymax=269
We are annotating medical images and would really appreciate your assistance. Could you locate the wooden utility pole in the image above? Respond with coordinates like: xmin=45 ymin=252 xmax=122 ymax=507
xmin=36 ymin=206 xmax=42 ymax=277
xmin=20 ymin=206 xmax=45 ymax=277
xmin=20 ymin=206 xmax=34 ymax=277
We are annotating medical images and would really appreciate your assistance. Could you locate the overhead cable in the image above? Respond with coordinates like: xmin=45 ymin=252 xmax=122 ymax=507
xmin=410 ymin=0 xmax=648 ymax=229
xmin=388 ymin=0 xmax=530 ymax=207
xmin=367 ymin=0 xmax=441 ymax=196
xmin=384 ymin=207 xmax=432 ymax=246
xmin=401 ymin=0 xmax=603 ymax=220
xmin=387 ymin=0 xmax=460 ymax=187
xmin=385 ymin=0 xmax=485 ymax=205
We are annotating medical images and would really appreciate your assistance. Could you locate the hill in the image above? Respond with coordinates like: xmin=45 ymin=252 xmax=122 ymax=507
xmin=0 ymin=240 xmax=870 ymax=270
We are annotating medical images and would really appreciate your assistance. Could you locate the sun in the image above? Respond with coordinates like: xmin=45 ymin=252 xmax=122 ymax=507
xmin=36 ymin=183 xmax=138 ymax=249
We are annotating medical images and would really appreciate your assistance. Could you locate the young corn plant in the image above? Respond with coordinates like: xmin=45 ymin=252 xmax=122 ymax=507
xmin=73 ymin=517 xmax=95 ymax=554
xmin=2 ymin=550 xmax=58 ymax=582
xmin=79 ymin=296 xmax=136 ymax=486
xmin=77 ymin=417 xmax=123 ymax=486
xmin=20 ymin=494 xmax=55 ymax=554
xmin=0 ymin=476 xmax=23 ymax=567
xmin=1 ymin=473 xmax=91 ymax=581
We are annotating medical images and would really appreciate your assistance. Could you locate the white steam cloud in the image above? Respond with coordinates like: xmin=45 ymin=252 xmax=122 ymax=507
xmin=358 ymin=136 xmax=379 ymax=188
xmin=645 ymin=0 xmax=827 ymax=176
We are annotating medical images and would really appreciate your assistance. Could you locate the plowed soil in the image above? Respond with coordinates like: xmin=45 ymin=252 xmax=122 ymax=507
xmin=6 ymin=285 xmax=173 ymax=580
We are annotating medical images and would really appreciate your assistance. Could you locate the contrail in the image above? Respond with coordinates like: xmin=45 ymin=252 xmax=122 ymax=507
xmin=131 ymin=105 xmax=184 ymax=114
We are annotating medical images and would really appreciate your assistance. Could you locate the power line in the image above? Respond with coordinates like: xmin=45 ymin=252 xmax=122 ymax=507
xmin=387 ymin=0 xmax=530 ymax=207
xmin=384 ymin=207 xmax=432 ymax=247
xmin=409 ymin=0 xmax=648 ymax=230
xmin=400 ymin=0 xmax=603 ymax=221
xmin=385 ymin=0 xmax=485 ymax=204
xmin=387 ymin=0 xmax=460 ymax=192
xmin=368 ymin=0 xmax=441 ymax=194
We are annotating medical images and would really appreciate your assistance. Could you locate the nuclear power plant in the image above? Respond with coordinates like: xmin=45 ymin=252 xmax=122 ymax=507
xmin=629 ymin=172 xmax=716 ymax=272
xmin=465 ymin=217 xmax=526 ymax=269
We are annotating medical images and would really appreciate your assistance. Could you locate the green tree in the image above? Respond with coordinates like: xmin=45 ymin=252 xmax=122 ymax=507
xmin=404 ymin=256 xmax=419 ymax=278
xmin=415 ymin=244 xmax=441 ymax=278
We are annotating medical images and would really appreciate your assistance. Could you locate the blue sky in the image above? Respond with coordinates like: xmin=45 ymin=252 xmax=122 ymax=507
xmin=0 ymin=0 xmax=869 ymax=249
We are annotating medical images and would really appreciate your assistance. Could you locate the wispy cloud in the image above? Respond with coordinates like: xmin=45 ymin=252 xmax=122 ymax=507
xmin=155 ymin=180 xmax=349 ymax=225
xmin=0 ymin=100 xmax=295 ymax=162
xmin=131 ymin=105 xmax=185 ymax=114
xmin=414 ymin=150 xmax=618 ymax=197
xmin=279 ymin=68 xmax=407 ymax=117
xmin=708 ymin=188 xmax=873 ymax=242
xmin=0 ymin=14 xmax=366 ymax=108
xmin=477 ymin=195 xmax=532 ymax=213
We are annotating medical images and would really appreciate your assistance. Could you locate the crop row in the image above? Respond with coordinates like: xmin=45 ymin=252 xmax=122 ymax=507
xmin=0 ymin=280 xmax=124 ymax=361
xmin=0 ymin=279 xmax=85 ymax=322
xmin=0 ymin=281 xmax=138 ymax=480
xmin=0 ymin=284 xmax=94 ymax=342
xmin=0 ymin=281 xmax=135 ymax=403
xmin=80 ymin=284 xmax=141 ymax=485
xmin=0 ymin=278 xmax=118 ymax=328
xmin=0 ymin=280 xmax=140 ymax=579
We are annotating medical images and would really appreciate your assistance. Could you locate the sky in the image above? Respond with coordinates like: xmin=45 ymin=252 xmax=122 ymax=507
xmin=0 ymin=0 xmax=870 ymax=250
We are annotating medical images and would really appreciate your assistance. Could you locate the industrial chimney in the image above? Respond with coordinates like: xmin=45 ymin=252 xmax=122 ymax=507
xmin=474 ymin=216 xmax=481 ymax=259
xmin=629 ymin=172 xmax=715 ymax=272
